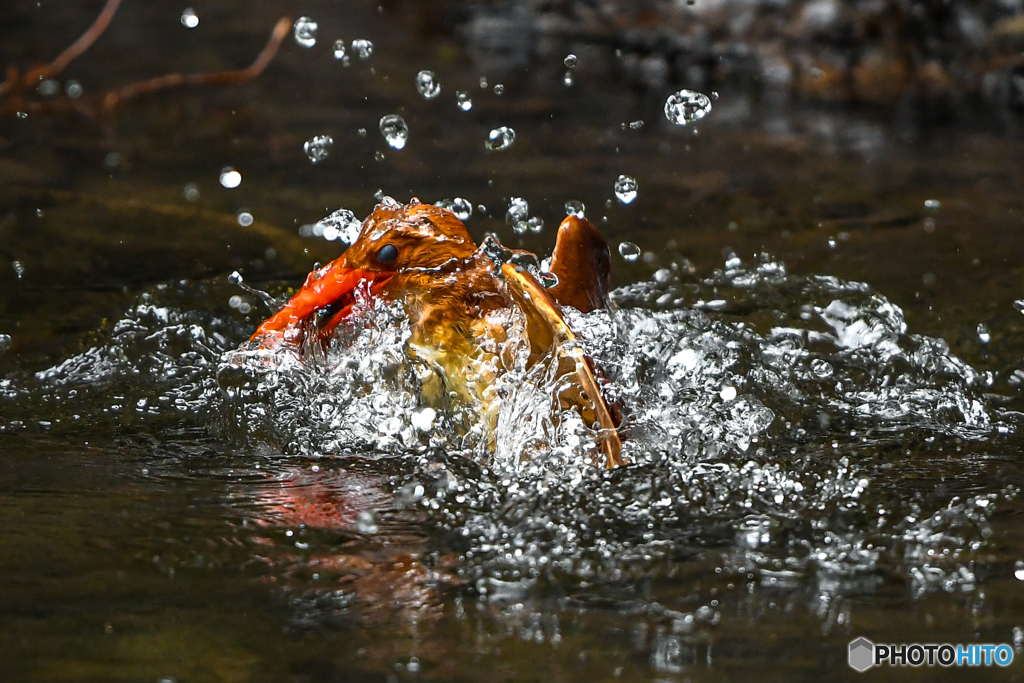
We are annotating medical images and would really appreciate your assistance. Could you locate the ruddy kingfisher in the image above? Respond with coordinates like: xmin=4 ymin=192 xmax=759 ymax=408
xmin=250 ymin=199 xmax=624 ymax=467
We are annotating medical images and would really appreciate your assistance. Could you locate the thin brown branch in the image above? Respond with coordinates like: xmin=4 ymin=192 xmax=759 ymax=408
xmin=101 ymin=16 xmax=291 ymax=112
xmin=0 ymin=0 xmax=122 ymax=101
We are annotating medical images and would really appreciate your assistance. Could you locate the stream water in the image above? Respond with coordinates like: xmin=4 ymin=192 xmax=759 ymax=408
xmin=3 ymin=2 xmax=1024 ymax=682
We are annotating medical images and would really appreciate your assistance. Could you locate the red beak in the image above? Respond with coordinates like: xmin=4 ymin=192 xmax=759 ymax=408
xmin=251 ymin=264 xmax=394 ymax=345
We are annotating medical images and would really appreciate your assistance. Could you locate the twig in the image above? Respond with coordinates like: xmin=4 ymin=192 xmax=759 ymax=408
xmin=0 ymin=0 xmax=122 ymax=101
xmin=101 ymin=17 xmax=291 ymax=112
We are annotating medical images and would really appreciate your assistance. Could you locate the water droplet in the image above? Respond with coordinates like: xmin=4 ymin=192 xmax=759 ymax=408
xmin=316 ymin=208 xmax=363 ymax=244
xmin=1014 ymin=300 xmax=1024 ymax=315
xmin=219 ymin=167 xmax=241 ymax=189
xmin=15 ymin=112 xmax=27 ymax=119
xmin=292 ymin=17 xmax=318 ymax=48
xmin=332 ymin=40 xmax=346 ymax=60
xmin=228 ymin=271 xmax=243 ymax=285
xmin=303 ymin=134 xmax=333 ymax=163
xmin=183 ymin=183 xmax=199 ymax=202
xmin=407 ymin=657 xmax=420 ymax=673
xmin=614 ymin=174 xmax=638 ymax=204
xmin=493 ymin=83 xmax=505 ymax=95
xmin=356 ymin=510 xmax=380 ymax=534
xmin=411 ymin=407 xmax=436 ymax=431
xmin=479 ymin=76 xmax=488 ymax=89
xmin=506 ymin=197 xmax=529 ymax=228
xmin=104 ymin=152 xmax=121 ymax=169
xmin=64 ymin=80 xmax=83 ymax=98
xmin=485 ymin=126 xmax=515 ymax=151
xmin=415 ymin=70 xmax=442 ymax=99
xmin=563 ymin=71 xmax=574 ymax=87
xmin=379 ymin=114 xmax=409 ymax=150
xmin=720 ymin=385 xmax=737 ymax=401
xmin=810 ymin=358 xmax=834 ymax=378
xmin=924 ymin=198 xmax=941 ymax=210
xmin=0 ymin=333 xmax=11 ymax=355
xmin=451 ymin=197 xmax=472 ymax=221
xmin=351 ymin=39 xmax=373 ymax=60
xmin=1015 ymin=560 xmax=1024 ymax=581
xmin=565 ymin=200 xmax=585 ymax=218
xmin=977 ymin=323 xmax=990 ymax=344
xmin=664 ymin=89 xmax=712 ymax=125
xmin=357 ymin=127 xmax=367 ymax=137
xmin=527 ymin=216 xmax=544 ymax=233
xmin=37 ymin=79 xmax=60 ymax=97
xmin=564 ymin=53 xmax=578 ymax=68
xmin=237 ymin=211 xmax=253 ymax=227
xmin=629 ymin=120 xmax=644 ymax=130
xmin=12 ymin=261 xmax=24 ymax=279
xmin=618 ymin=241 xmax=640 ymax=262
xmin=374 ymin=151 xmax=385 ymax=161
xmin=456 ymin=91 xmax=473 ymax=111
xmin=228 ymin=295 xmax=243 ymax=309
xmin=180 ymin=8 xmax=199 ymax=28
xmin=238 ymin=302 xmax=251 ymax=315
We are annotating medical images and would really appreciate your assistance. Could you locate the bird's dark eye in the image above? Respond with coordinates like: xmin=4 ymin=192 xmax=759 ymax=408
xmin=377 ymin=244 xmax=399 ymax=265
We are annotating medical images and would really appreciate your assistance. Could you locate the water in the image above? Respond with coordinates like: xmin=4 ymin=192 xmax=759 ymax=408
xmin=218 ymin=167 xmax=241 ymax=189
xmin=292 ymin=17 xmax=318 ymax=49
xmin=303 ymin=135 xmax=334 ymax=164
xmin=665 ymin=89 xmax=712 ymax=125
xmin=379 ymin=114 xmax=409 ymax=150
xmin=180 ymin=8 xmax=199 ymax=29
xmin=485 ymin=126 xmax=515 ymax=151
xmin=615 ymin=174 xmax=639 ymax=204
xmin=456 ymin=91 xmax=473 ymax=111
xmin=351 ymin=39 xmax=373 ymax=60
xmin=4 ymin=4 xmax=1024 ymax=681
xmin=415 ymin=70 xmax=442 ymax=100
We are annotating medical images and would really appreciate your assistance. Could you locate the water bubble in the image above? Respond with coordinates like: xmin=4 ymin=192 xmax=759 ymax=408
xmin=506 ymin=197 xmax=529 ymax=228
xmin=564 ymin=54 xmax=578 ymax=68
xmin=415 ymin=70 xmax=442 ymax=99
xmin=356 ymin=510 xmax=380 ymax=534
xmin=303 ymin=134 xmax=333 ymax=163
xmin=924 ymin=199 xmax=941 ymax=210
xmin=237 ymin=211 xmax=253 ymax=227
xmin=664 ymin=89 xmax=712 ymax=125
xmin=618 ymin=241 xmax=640 ymax=262
xmin=411 ymin=407 xmax=436 ymax=431
xmin=456 ymin=91 xmax=473 ymax=111
xmin=180 ymin=8 xmax=199 ymax=28
xmin=527 ymin=216 xmax=544 ymax=233
xmin=351 ymin=39 xmax=373 ymax=60
xmin=451 ymin=197 xmax=473 ymax=221
xmin=12 ymin=261 xmax=24 ymax=279
xmin=493 ymin=83 xmax=505 ymax=95
xmin=977 ymin=323 xmax=990 ymax=344
xmin=614 ymin=174 xmax=638 ymax=204
xmin=379 ymin=115 xmax=409 ymax=150
xmin=332 ymin=40 xmax=346 ymax=60
xmin=64 ymin=80 xmax=83 ymax=98
xmin=292 ymin=17 xmax=318 ymax=48
xmin=720 ymin=385 xmax=738 ymax=401
xmin=316 ymin=208 xmax=363 ymax=244
xmin=183 ymin=183 xmax=199 ymax=202
xmin=565 ymin=200 xmax=585 ymax=218
xmin=1015 ymin=561 xmax=1024 ymax=581
xmin=219 ymin=167 xmax=241 ymax=189
xmin=485 ymin=126 xmax=515 ymax=151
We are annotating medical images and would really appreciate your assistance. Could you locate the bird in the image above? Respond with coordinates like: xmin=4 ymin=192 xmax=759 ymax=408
xmin=250 ymin=198 xmax=623 ymax=468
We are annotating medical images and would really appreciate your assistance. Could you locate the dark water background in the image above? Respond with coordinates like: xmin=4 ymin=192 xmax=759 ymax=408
xmin=3 ymin=1 xmax=1024 ymax=681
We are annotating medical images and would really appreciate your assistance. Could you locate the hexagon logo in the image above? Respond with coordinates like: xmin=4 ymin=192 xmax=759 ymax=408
xmin=849 ymin=637 xmax=874 ymax=672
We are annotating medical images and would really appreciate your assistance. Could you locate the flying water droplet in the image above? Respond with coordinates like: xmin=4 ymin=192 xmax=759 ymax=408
xmin=237 ymin=211 xmax=253 ymax=227
xmin=356 ymin=510 xmax=380 ymax=534
xmin=303 ymin=134 xmax=333 ymax=163
xmin=219 ymin=167 xmax=241 ymax=189
xmin=332 ymin=40 xmax=347 ymax=60
xmin=720 ymin=385 xmax=738 ymax=401
xmin=493 ymin=83 xmax=505 ymax=95
xmin=37 ymin=79 xmax=60 ymax=97
xmin=415 ymin=70 xmax=442 ymax=99
xmin=316 ymin=208 xmax=363 ymax=244
xmin=0 ymin=334 xmax=11 ymax=355
xmin=379 ymin=115 xmax=409 ymax=150
xmin=411 ymin=407 xmax=436 ymax=431
xmin=11 ymin=261 xmax=24 ymax=279
xmin=564 ymin=54 xmax=577 ymax=68
xmin=1015 ymin=560 xmax=1024 ymax=581
xmin=614 ymin=174 xmax=638 ymax=204
xmin=628 ymin=120 xmax=644 ymax=130
xmin=180 ymin=8 xmax=199 ymax=28
xmin=456 ymin=91 xmax=473 ymax=111
xmin=65 ymin=80 xmax=83 ymax=98
xmin=664 ymin=89 xmax=712 ymax=125
xmin=810 ymin=358 xmax=834 ymax=378
xmin=565 ymin=200 xmax=585 ymax=218
xmin=228 ymin=271 xmax=243 ymax=285
xmin=618 ymin=241 xmax=640 ymax=262
xmin=485 ymin=126 xmax=515 ymax=151
xmin=924 ymin=199 xmax=941 ymax=210
xmin=292 ymin=17 xmax=318 ymax=48
xmin=451 ymin=197 xmax=473 ymax=221
xmin=527 ymin=216 xmax=544 ymax=233
xmin=563 ymin=71 xmax=574 ymax=87
xmin=183 ymin=183 xmax=200 ymax=202
xmin=1014 ymin=300 xmax=1024 ymax=315
xmin=351 ymin=39 xmax=373 ymax=59
xmin=977 ymin=323 xmax=990 ymax=344
xmin=506 ymin=197 xmax=529 ymax=229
